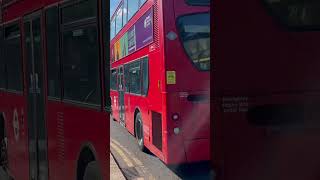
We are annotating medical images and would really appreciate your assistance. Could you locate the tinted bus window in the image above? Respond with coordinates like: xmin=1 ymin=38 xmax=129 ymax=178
xmin=264 ymin=0 xmax=320 ymax=29
xmin=129 ymin=61 xmax=141 ymax=94
xmin=5 ymin=24 xmax=23 ymax=91
xmin=111 ymin=69 xmax=117 ymax=90
xmin=185 ymin=0 xmax=210 ymax=6
xmin=141 ymin=57 xmax=149 ymax=96
xmin=115 ymin=5 xmax=123 ymax=34
xmin=46 ymin=6 xmax=61 ymax=98
xmin=0 ymin=26 xmax=6 ymax=88
xmin=62 ymin=26 xmax=100 ymax=104
xmin=124 ymin=63 xmax=130 ymax=92
xmin=128 ymin=0 xmax=139 ymax=21
xmin=177 ymin=13 xmax=210 ymax=71
xmin=62 ymin=0 xmax=97 ymax=24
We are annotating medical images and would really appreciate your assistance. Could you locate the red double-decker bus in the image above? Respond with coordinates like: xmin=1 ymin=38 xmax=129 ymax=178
xmin=110 ymin=0 xmax=210 ymax=165
xmin=212 ymin=0 xmax=320 ymax=179
xmin=0 ymin=0 xmax=110 ymax=180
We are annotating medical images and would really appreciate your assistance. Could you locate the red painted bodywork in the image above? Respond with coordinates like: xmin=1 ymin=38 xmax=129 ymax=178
xmin=0 ymin=0 xmax=110 ymax=180
xmin=213 ymin=1 xmax=320 ymax=180
xmin=110 ymin=0 xmax=210 ymax=164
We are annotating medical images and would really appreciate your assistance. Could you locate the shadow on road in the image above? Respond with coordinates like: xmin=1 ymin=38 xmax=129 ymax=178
xmin=167 ymin=162 xmax=215 ymax=180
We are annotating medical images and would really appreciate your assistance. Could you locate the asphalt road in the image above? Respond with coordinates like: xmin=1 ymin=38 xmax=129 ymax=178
xmin=110 ymin=119 xmax=214 ymax=180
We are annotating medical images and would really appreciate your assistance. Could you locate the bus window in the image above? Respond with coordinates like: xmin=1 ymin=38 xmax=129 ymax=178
xmin=0 ymin=26 xmax=5 ymax=89
xmin=4 ymin=23 xmax=23 ymax=91
xmin=46 ymin=6 xmax=61 ymax=98
xmin=62 ymin=26 xmax=100 ymax=104
xmin=128 ymin=0 xmax=139 ymax=21
xmin=111 ymin=69 xmax=118 ymax=90
xmin=264 ymin=0 xmax=320 ymax=29
xmin=129 ymin=61 xmax=141 ymax=94
xmin=111 ymin=19 xmax=116 ymax=40
xmin=185 ymin=0 xmax=210 ymax=6
xmin=141 ymin=57 xmax=149 ymax=96
xmin=177 ymin=13 xmax=210 ymax=71
xmin=140 ymin=0 xmax=147 ymax=8
xmin=124 ymin=63 xmax=130 ymax=92
xmin=61 ymin=0 xmax=97 ymax=24
xmin=115 ymin=4 xmax=123 ymax=34
xmin=123 ymin=0 xmax=128 ymax=25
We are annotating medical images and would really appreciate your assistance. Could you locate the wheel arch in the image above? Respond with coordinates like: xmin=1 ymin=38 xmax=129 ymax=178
xmin=133 ymin=107 xmax=142 ymax=137
xmin=76 ymin=142 xmax=100 ymax=180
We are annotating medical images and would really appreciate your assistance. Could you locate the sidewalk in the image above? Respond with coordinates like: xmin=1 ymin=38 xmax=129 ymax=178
xmin=110 ymin=153 xmax=126 ymax=180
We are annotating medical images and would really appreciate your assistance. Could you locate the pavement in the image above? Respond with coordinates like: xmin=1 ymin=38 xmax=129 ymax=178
xmin=110 ymin=153 xmax=126 ymax=180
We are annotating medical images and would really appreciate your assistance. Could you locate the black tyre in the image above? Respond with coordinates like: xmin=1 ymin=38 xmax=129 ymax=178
xmin=83 ymin=161 xmax=102 ymax=180
xmin=135 ymin=112 xmax=146 ymax=152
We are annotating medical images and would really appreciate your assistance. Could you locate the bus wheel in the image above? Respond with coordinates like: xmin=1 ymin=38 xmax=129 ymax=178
xmin=135 ymin=112 xmax=146 ymax=152
xmin=83 ymin=161 xmax=102 ymax=180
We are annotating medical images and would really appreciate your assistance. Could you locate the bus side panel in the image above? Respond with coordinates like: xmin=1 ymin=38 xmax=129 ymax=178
xmin=47 ymin=101 xmax=109 ymax=180
xmin=214 ymin=0 xmax=320 ymax=179
xmin=0 ymin=93 xmax=29 ymax=180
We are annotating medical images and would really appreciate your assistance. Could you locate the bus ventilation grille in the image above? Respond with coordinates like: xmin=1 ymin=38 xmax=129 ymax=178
xmin=153 ymin=0 xmax=160 ymax=48
xmin=152 ymin=111 xmax=162 ymax=151
xmin=56 ymin=112 xmax=65 ymax=163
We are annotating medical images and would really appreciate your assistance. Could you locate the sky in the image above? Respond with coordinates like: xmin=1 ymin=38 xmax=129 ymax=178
xmin=110 ymin=0 xmax=120 ymax=16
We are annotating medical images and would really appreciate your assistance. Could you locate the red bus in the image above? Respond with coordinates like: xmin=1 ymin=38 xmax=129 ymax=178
xmin=0 ymin=0 xmax=110 ymax=180
xmin=110 ymin=0 xmax=210 ymax=165
xmin=213 ymin=0 xmax=320 ymax=179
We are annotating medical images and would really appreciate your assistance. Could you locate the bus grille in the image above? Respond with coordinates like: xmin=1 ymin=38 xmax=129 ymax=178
xmin=152 ymin=111 xmax=162 ymax=151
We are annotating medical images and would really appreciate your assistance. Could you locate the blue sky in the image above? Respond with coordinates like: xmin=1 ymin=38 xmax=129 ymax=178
xmin=110 ymin=0 xmax=120 ymax=16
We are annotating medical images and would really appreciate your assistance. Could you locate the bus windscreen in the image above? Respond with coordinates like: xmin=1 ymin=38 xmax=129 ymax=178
xmin=177 ymin=13 xmax=210 ymax=71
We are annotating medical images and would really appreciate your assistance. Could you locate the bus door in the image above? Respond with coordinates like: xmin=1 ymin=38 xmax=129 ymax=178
xmin=118 ymin=66 xmax=125 ymax=126
xmin=24 ymin=12 xmax=48 ymax=180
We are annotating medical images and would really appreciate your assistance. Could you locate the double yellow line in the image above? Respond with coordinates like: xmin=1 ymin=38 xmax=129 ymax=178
xmin=110 ymin=138 xmax=156 ymax=180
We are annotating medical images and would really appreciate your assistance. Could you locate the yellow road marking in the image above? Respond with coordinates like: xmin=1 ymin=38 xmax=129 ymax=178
xmin=110 ymin=138 xmax=156 ymax=180
xmin=111 ymin=139 xmax=143 ymax=166
xmin=110 ymin=142 xmax=134 ymax=167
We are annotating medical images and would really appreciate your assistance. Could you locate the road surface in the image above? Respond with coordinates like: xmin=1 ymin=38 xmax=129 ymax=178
xmin=110 ymin=119 xmax=214 ymax=180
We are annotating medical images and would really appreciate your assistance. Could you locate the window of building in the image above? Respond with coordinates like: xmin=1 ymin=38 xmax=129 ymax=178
xmin=4 ymin=24 xmax=23 ymax=91
xmin=62 ymin=26 xmax=101 ymax=104
xmin=62 ymin=0 xmax=97 ymax=24
xmin=46 ymin=6 xmax=61 ymax=98
xmin=128 ymin=60 xmax=141 ymax=94
xmin=141 ymin=57 xmax=149 ymax=95
xmin=115 ymin=4 xmax=123 ymax=34
xmin=128 ymin=0 xmax=139 ymax=21
xmin=111 ymin=69 xmax=117 ymax=90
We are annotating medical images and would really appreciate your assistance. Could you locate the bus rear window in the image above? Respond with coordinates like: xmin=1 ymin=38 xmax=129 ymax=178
xmin=185 ymin=0 xmax=210 ymax=6
xmin=177 ymin=13 xmax=210 ymax=71
xmin=264 ymin=0 xmax=320 ymax=29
